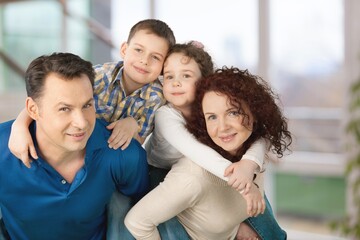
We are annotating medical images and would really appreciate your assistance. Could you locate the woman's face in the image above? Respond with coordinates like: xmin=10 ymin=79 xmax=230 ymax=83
xmin=202 ymin=91 xmax=254 ymax=155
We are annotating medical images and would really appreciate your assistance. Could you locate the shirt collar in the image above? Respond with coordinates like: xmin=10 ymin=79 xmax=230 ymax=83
xmin=85 ymin=119 xmax=110 ymax=153
xmin=113 ymin=64 xmax=160 ymax=99
xmin=29 ymin=119 xmax=108 ymax=167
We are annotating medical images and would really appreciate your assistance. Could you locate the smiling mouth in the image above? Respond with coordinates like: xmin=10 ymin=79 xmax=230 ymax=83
xmin=70 ymin=133 xmax=85 ymax=137
xmin=219 ymin=133 xmax=236 ymax=142
xmin=67 ymin=132 xmax=86 ymax=141
xmin=134 ymin=66 xmax=148 ymax=74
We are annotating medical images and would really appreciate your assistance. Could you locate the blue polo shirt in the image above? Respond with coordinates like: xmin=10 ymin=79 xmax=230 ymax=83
xmin=0 ymin=119 xmax=149 ymax=239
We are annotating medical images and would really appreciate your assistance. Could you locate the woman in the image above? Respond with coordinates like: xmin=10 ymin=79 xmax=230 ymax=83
xmin=186 ymin=66 xmax=292 ymax=239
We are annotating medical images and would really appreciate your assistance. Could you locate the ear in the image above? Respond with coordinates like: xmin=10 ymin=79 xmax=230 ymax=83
xmin=25 ymin=97 xmax=39 ymax=121
xmin=120 ymin=41 xmax=128 ymax=59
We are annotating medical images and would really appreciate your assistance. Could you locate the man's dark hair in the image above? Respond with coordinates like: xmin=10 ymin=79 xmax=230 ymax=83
xmin=25 ymin=52 xmax=95 ymax=100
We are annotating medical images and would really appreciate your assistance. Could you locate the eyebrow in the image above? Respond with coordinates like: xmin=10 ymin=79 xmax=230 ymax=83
xmin=204 ymin=112 xmax=215 ymax=116
xmin=56 ymin=98 xmax=94 ymax=107
xmin=133 ymin=43 xmax=165 ymax=58
xmin=163 ymin=69 xmax=195 ymax=75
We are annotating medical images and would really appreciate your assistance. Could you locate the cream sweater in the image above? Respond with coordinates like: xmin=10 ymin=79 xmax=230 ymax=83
xmin=125 ymin=157 xmax=264 ymax=240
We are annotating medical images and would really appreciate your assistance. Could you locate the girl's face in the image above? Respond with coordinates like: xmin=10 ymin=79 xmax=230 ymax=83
xmin=162 ymin=52 xmax=202 ymax=116
xmin=202 ymin=91 xmax=254 ymax=155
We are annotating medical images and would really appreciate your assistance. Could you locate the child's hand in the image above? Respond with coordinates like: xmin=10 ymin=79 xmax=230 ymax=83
xmin=241 ymin=184 xmax=265 ymax=217
xmin=9 ymin=121 xmax=38 ymax=168
xmin=224 ymin=159 xmax=258 ymax=195
xmin=106 ymin=117 xmax=139 ymax=150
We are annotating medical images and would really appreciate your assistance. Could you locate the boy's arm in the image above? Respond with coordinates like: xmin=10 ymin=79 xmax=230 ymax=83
xmin=8 ymin=108 xmax=37 ymax=168
xmin=107 ymin=117 xmax=140 ymax=150
xmin=107 ymin=83 xmax=165 ymax=150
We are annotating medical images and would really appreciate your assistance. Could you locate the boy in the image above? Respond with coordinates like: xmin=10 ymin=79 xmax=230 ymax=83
xmin=9 ymin=19 xmax=176 ymax=166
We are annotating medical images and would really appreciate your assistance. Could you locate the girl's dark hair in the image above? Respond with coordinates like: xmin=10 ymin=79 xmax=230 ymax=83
xmin=165 ymin=41 xmax=214 ymax=78
xmin=186 ymin=66 xmax=292 ymax=162
xmin=25 ymin=52 xmax=95 ymax=101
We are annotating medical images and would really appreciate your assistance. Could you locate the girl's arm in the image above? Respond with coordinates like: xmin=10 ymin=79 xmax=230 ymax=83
xmin=8 ymin=108 xmax=36 ymax=168
xmin=156 ymin=106 xmax=266 ymax=191
xmin=225 ymin=139 xmax=267 ymax=193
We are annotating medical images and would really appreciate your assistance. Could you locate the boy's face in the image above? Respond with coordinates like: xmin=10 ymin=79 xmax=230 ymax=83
xmin=27 ymin=73 xmax=96 ymax=156
xmin=120 ymin=30 xmax=169 ymax=89
xmin=163 ymin=53 xmax=202 ymax=115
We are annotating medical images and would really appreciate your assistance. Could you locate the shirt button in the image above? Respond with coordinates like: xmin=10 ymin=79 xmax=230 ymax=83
xmin=61 ymin=179 xmax=67 ymax=184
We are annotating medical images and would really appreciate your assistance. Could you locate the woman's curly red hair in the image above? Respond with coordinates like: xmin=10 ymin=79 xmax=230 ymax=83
xmin=186 ymin=66 xmax=292 ymax=162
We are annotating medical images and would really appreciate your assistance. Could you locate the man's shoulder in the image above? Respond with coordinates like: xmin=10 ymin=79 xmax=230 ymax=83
xmin=0 ymin=120 xmax=15 ymax=164
xmin=91 ymin=119 xmax=111 ymax=139
xmin=0 ymin=120 xmax=14 ymax=139
xmin=90 ymin=119 xmax=145 ymax=156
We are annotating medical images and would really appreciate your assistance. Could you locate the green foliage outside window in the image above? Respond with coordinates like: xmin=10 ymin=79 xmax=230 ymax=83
xmin=331 ymin=77 xmax=360 ymax=238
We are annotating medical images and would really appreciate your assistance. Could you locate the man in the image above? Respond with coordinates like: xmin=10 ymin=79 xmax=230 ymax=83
xmin=0 ymin=52 xmax=149 ymax=239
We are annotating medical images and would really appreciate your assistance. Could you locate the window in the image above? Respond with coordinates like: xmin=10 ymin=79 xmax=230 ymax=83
xmin=270 ymin=0 xmax=344 ymax=155
xmin=0 ymin=0 xmax=90 ymax=92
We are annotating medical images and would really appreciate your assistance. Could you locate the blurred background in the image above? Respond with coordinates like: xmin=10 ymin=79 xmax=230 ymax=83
xmin=0 ymin=0 xmax=359 ymax=239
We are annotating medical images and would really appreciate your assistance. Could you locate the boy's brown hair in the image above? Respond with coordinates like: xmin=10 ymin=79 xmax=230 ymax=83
xmin=127 ymin=19 xmax=176 ymax=48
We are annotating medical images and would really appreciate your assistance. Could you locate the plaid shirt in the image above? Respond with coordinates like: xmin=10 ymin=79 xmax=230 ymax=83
xmin=93 ymin=61 xmax=166 ymax=138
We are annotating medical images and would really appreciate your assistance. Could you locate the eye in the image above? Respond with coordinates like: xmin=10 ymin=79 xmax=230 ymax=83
xmin=164 ymin=75 xmax=173 ymax=81
xmin=183 ymin=74 xmax=191 ymax=79
xmin=228 ymin=111 xmax=240 ymax=117
xmin=134 ymin=48 xmax=142 ymax=53
xmin=206 ymin=114 xmax=217 ymax=121
xmin=152 ymin=55 xmax=161 ymax=61
xmin=59 ymin=107 xmax=70 ymax=112
xmin=84 ymin=103 xmax=93 ymax=109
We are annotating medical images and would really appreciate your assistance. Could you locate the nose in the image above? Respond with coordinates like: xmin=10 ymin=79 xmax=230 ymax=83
xmin=172 ymin=79 xmax=181 ymax=87
xmin=140 ymin=57 xmax=148 ymax=65
xmin=218 ymin=117 xmax=229 ymax=131
xmin=72 ymin=110 xmax=87 ymax=129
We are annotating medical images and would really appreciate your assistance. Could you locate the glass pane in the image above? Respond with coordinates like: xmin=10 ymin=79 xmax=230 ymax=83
xmin=270 ymin=0 xmax=344 ymax=153
xmin=155 ymin=0 xmax=258 ymax=70
xmin=0 ymin=0 xmax=90 ymax=92
xmin=111 ymin=0 xmax=150 ymax=58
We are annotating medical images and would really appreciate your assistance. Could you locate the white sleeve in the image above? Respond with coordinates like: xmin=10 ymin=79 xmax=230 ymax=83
xmin=156 ymin=106 xmax=266 ymax=179
xmin=241 ymin=138 xmax=266 ymax=171
xmin=156 ymin=106 xmax=231 ymax=180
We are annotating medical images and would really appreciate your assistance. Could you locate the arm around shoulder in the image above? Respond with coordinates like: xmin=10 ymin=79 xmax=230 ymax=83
xmin=155 ymin=106 xmax=232 ymax=180
xmin=241 ymin=138 xmax=268 ymax=171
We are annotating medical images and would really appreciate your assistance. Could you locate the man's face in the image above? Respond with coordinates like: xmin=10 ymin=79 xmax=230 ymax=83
xmin=28 ymin=73 xmax=96 ymax=156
